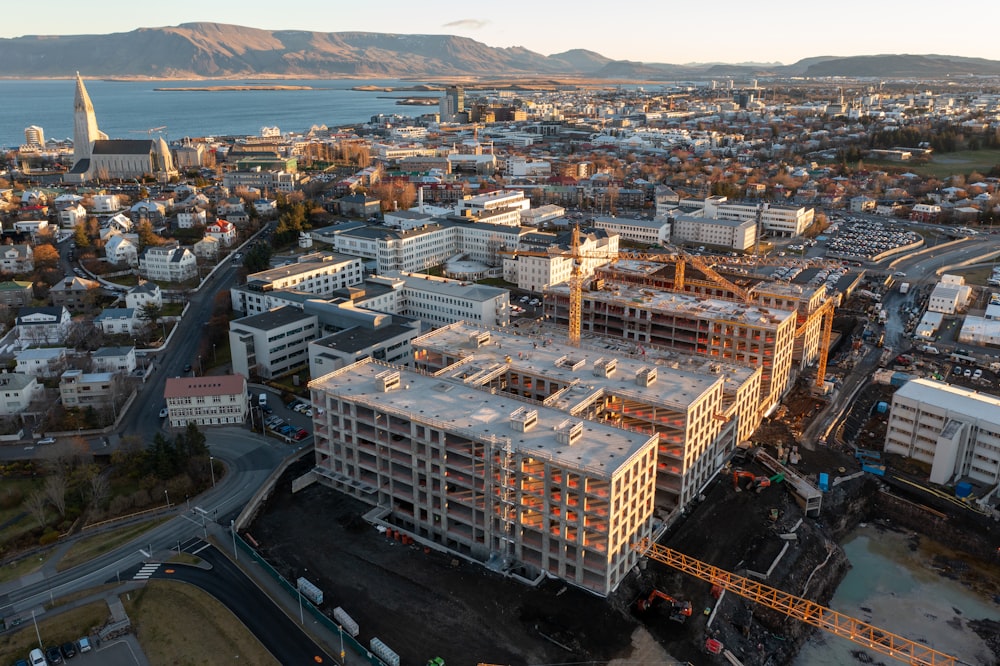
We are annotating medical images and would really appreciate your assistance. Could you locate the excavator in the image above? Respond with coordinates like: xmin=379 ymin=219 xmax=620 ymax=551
xmin=732 ymin=470 xmax=777 ymax=493
xmin=635 ymin=589 xmax=693 ymax=623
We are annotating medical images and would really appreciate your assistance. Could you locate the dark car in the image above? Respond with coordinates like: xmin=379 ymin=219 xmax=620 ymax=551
xmin=45 ymin=646 xmax=63 ymax=664
xmin=61 ymin=641 xmax=77 ymax=659
xmin=183 ymin=364 xmax=193 ymax=373
xmin=286 ymin=400 xmax=301 ymax=410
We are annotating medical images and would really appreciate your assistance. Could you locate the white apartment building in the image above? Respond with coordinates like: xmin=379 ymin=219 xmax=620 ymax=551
xmin=223 ymin=168 xmax=298 ymax=192
xmin=702 ymin=198 xmax=814 ymax=237
xmin=231 ymin=253 xmax=365 ymax=314
xmin=308 ymin=320 xmax=420 ymax=378
xmin=59 ymin=370 xmax=118 ymax=410
xmin=94 ymin=308 xmax=137 ymax=335
xmin=0 ymin=245 xmax=33 ymax=274
xmin=229 ymin=306 xmax=319 ymax=380
xmin=0 ymin=372 xmax=44 ymax=416
xmin=163 ymin=374 xmax=249 ymax=428
xmin=309 ymin=357 xmax=658 ymax=596
xmin=366 ymin=272 xmax=509 ymax=328
xmin=91 ymin=346 xmax=137 ymax=374
xmin=139 ymin=243 xmax=197 ymax=283
xmin=928 ymin=276 xmax=972 ymax=314
xmin=593 ymin=216 xmax=669 ymax=246
xmin=502 ymin=230 xmax=619 ymax=294
xmin=885 ymin=378 xmax=1000 ymax=485
xmin=671 ymin=214 xmax=756 ymax=251
xmin=454 ymin=190 xmax=530 ymax=227
xmin=333 ymin=225 xmax=458 ymax=275
xmin=14 ymin=348 xmax=69 ymax=379
xmin=177 ymin=208 xmax=208 ymax=229
xmin=90 ymin=194 xmax=120 ymax=214
xmin=505 ymin=157 xmax=551 ymax=178
xmin=125 ymin=281 xmax=162 ymax=310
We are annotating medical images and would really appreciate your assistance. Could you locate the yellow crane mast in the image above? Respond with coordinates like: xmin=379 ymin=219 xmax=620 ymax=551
xmin=635 ymin=539 xmax=961 ymax=666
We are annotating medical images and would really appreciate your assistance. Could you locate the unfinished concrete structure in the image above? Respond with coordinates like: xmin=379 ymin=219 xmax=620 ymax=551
xmin=412 ymin=324 xmax=762 ymax=512
xmin=543 ymin=279 xmax=796 ymax=411
xmin=309 ymin=354 xmax=658 ymax=596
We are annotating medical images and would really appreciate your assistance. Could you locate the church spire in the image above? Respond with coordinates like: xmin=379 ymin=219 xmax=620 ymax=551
xmin=72 ymin=73 xmax=102 ymax=167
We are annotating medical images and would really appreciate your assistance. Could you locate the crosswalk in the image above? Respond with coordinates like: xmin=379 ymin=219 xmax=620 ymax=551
xmin=134 ymin=563 xmax=160 ymax=580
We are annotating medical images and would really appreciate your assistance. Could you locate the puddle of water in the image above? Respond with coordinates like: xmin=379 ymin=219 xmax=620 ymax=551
xmin=794 ymin=525 xmax=999 ymax=666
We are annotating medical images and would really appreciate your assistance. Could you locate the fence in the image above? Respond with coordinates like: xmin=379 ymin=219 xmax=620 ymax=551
xmin=233 ymin=531 xmax=386 ymax=666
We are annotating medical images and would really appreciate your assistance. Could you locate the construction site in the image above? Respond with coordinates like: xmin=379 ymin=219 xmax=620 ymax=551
xmin=246 ymin=246 xmax=999 ymax=666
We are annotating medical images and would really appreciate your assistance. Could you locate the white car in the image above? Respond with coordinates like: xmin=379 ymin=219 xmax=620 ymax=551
xmin=519 ymin=296 xmax=530 ymax=303
xmin=159 ymin=407 xmax=169 ymax=418
xmin=37 ymin=437 xmax=56 ymax=445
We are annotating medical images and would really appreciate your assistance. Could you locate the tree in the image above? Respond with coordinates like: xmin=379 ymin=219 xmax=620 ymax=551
xmin=137 ymin=302 xmax=163 ymax=328
xmin=136 ymin=220 xmax=164 ymax=250
xmin=89 ymin=470 xmax=110 ymax=509
xmin=73 ymin=224 xmax=91 ymax=248
xmin=24 ymin=490 xmax=48 ymax=529
xmin=43 ymin=474 xmax=67 ymax=518
xmin=243 ymin=242 xmax=273 ymax=274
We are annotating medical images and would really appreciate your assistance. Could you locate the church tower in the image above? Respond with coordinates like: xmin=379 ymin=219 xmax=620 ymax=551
xmin=72 ymin=73 xmax=106 ymax=167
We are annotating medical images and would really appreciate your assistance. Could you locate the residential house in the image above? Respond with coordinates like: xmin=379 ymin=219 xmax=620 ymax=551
xmin=193 ymin=236 xmax=221 ymax=259
xmin=15 ymin=347 xmax=69 ymax=378
xmin=16 ymin=306 xmax=72 ymax=346
xmin=0 ymin=372 xmax=44 ymax=417
xmin=105 ymin=234 xmax=139 ymax=266
xmin=206 ymin=219 xmax=237 ymax=246
xmin=139 ymin=242 xmax=197 ymax=282
xmin=90 ymin=194 xmax=121 ymax=214
xmin=0 ymin=245 xmax=34 ymax=273
xmin=253 ymin=198 xmax=277 ymax=216
xmin=91 ymin=346 xmax=137 ymax=374
xmin=130 ymin=199 xmax=167 ymax=223
xmin=59 ymin=369 xmax=119 ymax=412
xmin=0 ymin=280 xmax=33 ymax=307
xmin=338 ymin=193 xmax=382 ymax=218
xmin=125 ymin=281 xmax=163 ymax=310
xmin=94 ymin=308 xmax=137 ymax=335
xmin=177 ymin=207 xmax=208 ymax=229
xmin=49 ymin=276 xmax=101 ymax=311
xmin=58 ymin=202 xmax=88 ymax=228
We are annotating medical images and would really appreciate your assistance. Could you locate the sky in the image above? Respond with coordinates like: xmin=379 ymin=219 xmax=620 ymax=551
xmin=6 ymin=0 xmax=998 ymax=65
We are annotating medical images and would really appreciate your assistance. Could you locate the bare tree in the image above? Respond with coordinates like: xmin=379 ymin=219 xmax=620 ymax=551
xmin=43 ymin=475 xmax=67 ymax=518
xmin=24 ymin=490 xmax=49 ymax=529
xmin=89 ymin=471 xmax=110 ymax=509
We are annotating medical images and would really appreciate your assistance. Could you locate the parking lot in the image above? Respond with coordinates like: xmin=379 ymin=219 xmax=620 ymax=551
xmin=823 ymin=217 xmax=922 ymax=260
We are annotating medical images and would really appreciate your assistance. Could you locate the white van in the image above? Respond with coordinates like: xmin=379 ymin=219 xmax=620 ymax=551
xmin=258 ymin=393 xmax=267 ymax=407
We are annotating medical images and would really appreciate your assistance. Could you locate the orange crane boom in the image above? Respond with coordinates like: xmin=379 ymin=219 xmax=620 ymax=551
xmin=635 ymin=539 xmax=960 ymax=666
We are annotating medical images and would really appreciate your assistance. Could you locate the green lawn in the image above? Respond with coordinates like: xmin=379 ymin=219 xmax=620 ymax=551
xmin=57 ymin=518 xmax=168 ymax=572
xmin=865 ymin=149 xmax=1000 ymax=179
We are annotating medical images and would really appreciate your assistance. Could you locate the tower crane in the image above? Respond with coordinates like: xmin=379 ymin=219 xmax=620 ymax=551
xmin=635 ymin=539 xmax=961 ymax=666
xmin=129 ymin=126 xmax=168 ymax=141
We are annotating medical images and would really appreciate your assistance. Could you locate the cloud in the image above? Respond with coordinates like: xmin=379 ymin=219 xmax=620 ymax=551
xmin=442 ymin=19 xmax=488 ymax=30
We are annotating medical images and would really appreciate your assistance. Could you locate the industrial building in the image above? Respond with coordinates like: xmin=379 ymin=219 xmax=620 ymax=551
xmin=885 ymin=378 xmax=1000 ymax=486
xmin=307 ymin=323 xmax=764 ymax=596
xmin=543 ymin=277 xmax=797 ymax=410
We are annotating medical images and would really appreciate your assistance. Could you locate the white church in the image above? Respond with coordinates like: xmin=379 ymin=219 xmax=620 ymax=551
xmin=64 ymin=73 xmax=176 ymax=184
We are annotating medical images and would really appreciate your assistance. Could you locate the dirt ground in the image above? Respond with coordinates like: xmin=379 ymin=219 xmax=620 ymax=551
xmin=250 ymin=457 xmax=641 ymax=666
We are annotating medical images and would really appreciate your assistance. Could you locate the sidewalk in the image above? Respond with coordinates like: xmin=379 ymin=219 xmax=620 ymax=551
xmin=205 ymin=522 xmax=361 ymax=666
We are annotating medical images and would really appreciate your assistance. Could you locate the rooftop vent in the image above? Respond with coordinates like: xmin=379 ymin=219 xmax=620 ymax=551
xmin=470 ymin=331 xmax=491 ymax=348
xmin=376 ymin=369 xmax=401 ymax=392
xmin=510 ymin=407 xmax=538 ymax=433
xmin=636 ymin=366 xmax=657 ymax=387
xmin=593 ymin=357 xmax=617 ymax=378
xmin=554 ymin=419 xmax=584 ymax=446
xmin=555 ymin=355 xmax=586 ymax=371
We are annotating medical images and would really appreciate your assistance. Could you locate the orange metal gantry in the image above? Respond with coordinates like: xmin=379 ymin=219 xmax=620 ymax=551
xmin=636 ymin=539 xmax=960 ymax=666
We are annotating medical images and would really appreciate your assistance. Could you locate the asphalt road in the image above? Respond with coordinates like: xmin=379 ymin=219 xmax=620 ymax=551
xmin=0 ymin=429 xmax=288 ymax=620
xmin=153 ymin=542 xmax=333 ymax=665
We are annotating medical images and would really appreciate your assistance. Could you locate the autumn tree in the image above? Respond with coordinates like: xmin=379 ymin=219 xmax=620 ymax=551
xmin=43 ymin=474 xmax=67 ymax=518
xmin=24 ymin=490 xmax=48 ymax=528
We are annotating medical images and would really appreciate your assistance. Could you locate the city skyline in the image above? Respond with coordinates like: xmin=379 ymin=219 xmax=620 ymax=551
xmin=4 ymin=0 xmax=998 ymax=66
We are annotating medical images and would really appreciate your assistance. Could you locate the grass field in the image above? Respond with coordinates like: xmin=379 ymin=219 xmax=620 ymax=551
xmin=0 ymin=601 xmax=107 ymax=663
xmin=859 ymin=149 xmax=1000 ymax=179
xmin=57 ymin=518 xmax=168 ymax=573
xmin=0 ymin=478 xmax=46 ymax=555
xmin=0 ymin=551 xmax=51 ymax=585
xmin=126 ymin=580 xmax=278 ymax=666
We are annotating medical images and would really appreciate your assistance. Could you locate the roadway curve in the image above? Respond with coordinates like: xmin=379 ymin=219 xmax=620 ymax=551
xmin=153 ymin=543 xmax=333 ymax=665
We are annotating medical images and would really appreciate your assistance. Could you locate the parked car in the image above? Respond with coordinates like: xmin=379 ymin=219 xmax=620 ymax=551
xmin=45 ymin=646 xmax=63 ymax=664
xmin=61 ymin=641 xmax=77 ymax=659
xmin=964 ymin=368 xmax=972 ymax=378
xmin=294 ymin=428 xmax=309 ymax=441
xmin=519 ymin=296 xmax=530 ymax=303
xmin=159 ymin=407 xmax=169 ymax=418
xmin=286 ymin=400 xmax=301 ymax=410
xmin=77 ymin=637 xmax=92 ymax=653
xmin=182 ymin=364 xmax=192 ymax=373
xmin=37 ymin=437 xmax=56 ymax=445
xmin=28 ymin=649 xmax=46 ymax=666
xmin=973 ymin=369 xmax=983 ymax=380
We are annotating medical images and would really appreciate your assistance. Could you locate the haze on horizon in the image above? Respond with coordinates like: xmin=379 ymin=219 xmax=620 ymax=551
xmin=5 ymin=0 xmax=998 ymax=67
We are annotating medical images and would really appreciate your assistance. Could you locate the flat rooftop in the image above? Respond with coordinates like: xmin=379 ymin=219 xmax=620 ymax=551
xmin=895 ymin=378 xmax=1000 ymax=426
xmin=249 ymin=253 xmax=360 ymax=282
xmin=549 ymin=282 xmax=795 ymax=328
xmin=314 ymin=360 xmax=653 ymax=477
xmin=418 ymin=323 xmax=729 ymax=411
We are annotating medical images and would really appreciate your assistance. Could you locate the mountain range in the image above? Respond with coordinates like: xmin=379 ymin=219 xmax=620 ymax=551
xmin=2 ymin=22 xmax=999 ymax=80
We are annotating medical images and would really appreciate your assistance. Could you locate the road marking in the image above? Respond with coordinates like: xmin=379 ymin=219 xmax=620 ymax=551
xmin=192 ymin=543 xmax=211 ymax=555
xmin=133 ymin=563 xmax=160 ymax=580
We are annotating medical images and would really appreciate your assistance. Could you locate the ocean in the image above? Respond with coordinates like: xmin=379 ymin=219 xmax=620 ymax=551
xmin=0 ymin=78 xmax=427 ymax=149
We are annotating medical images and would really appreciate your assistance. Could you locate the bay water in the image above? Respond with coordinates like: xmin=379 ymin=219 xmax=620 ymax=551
xmin=0 ymin=78 xmax=425 ymax=149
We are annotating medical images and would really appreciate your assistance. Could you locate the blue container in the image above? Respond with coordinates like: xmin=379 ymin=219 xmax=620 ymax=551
xmin=818 ymin=473 xmax=830 ymax=492
xmin=956 ymin=481 xmax=973 ymax=498
xmin=876 ymin=401 xmax=889 ymax=413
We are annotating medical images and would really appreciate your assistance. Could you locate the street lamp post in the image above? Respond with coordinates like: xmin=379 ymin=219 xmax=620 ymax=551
xmin=297 ymin=578 xmax=304 ymax=624
xmin=31 ymin=609 xmax=42 ymax=649
xmin=231 ymin=519 xmax=238 ymax=561
xmin=164 ymin=489 xmax=170 ymax=507
xmin=209 ymin=456 xmax=216 ymax=487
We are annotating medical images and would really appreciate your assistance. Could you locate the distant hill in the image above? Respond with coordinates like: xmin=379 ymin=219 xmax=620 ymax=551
xmin=0 ymin=23 xmax=998 ymax=80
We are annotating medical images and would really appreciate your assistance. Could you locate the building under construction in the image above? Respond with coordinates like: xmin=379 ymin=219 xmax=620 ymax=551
xmin=308 ymin=323 xmax=762 ymax=596
xmin=543 ymin=274 xmax=797 ymax=411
